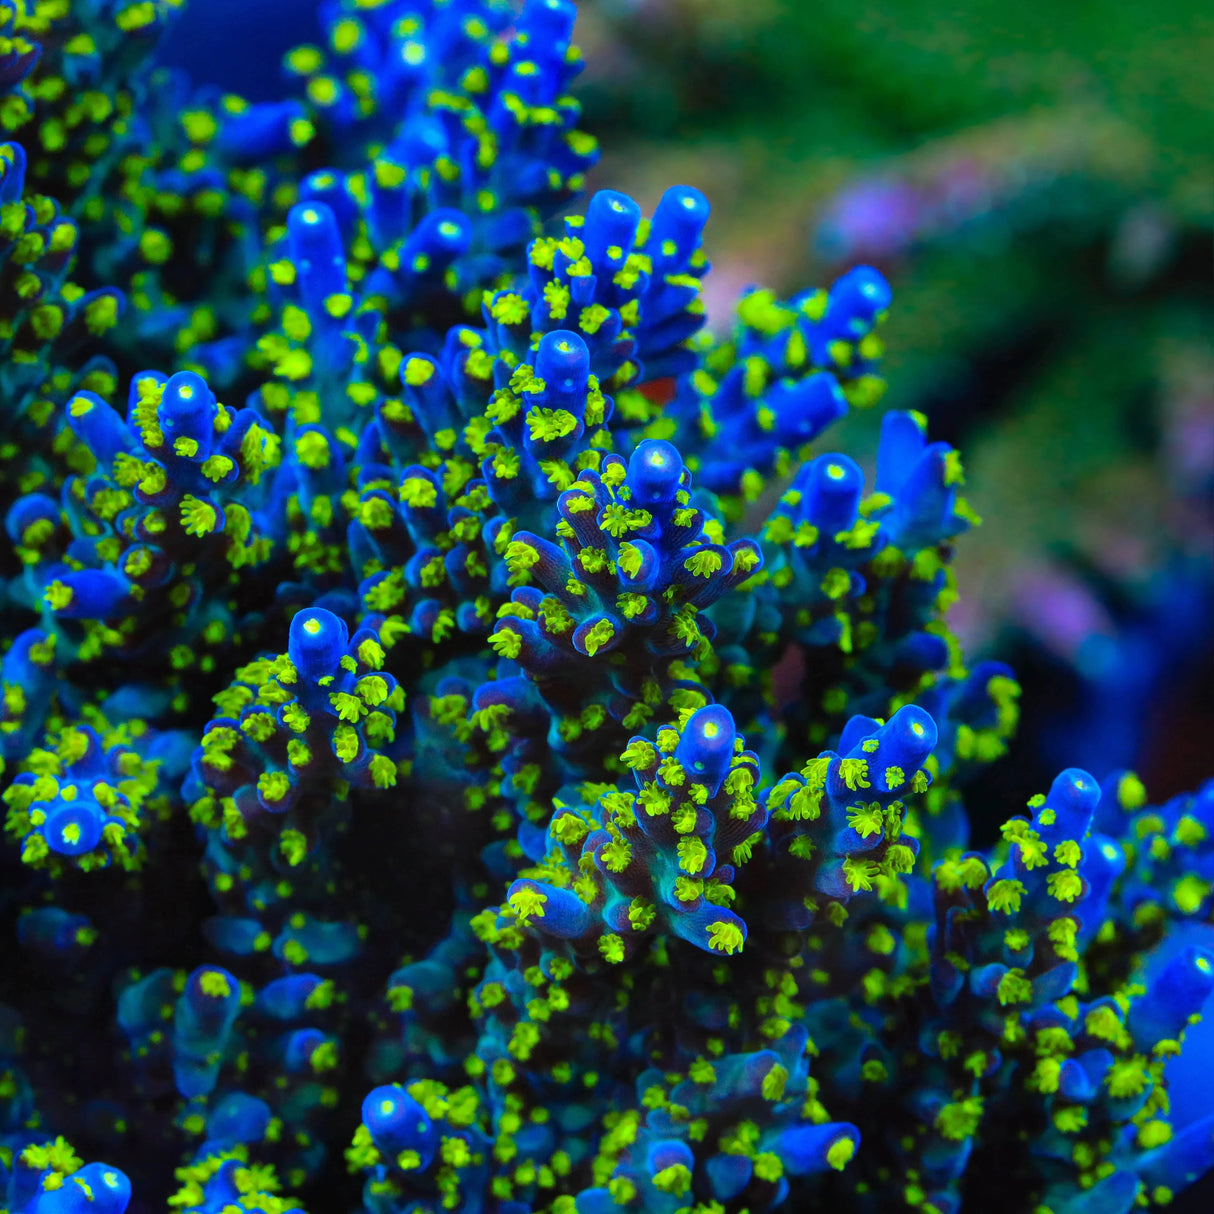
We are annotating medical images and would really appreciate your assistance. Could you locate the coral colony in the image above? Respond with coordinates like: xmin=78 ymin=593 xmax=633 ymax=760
xmin=0 ymin=1 xmax=1211 ymax=1212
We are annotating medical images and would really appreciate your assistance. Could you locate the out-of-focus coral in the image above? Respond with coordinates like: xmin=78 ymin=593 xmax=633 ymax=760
xmin=0 ymin=3 xmax=1210 ymax=1213
xmin=574 ymin=0 xmax=1211 ymax=649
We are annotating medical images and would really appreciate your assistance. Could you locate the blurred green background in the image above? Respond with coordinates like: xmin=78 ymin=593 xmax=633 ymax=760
xmin=571 ymin=0 xmax=1213 ymax=800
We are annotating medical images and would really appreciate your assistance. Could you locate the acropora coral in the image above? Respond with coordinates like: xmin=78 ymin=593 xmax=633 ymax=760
xmin=0 ymin=2 xmax=1211 ymax=1213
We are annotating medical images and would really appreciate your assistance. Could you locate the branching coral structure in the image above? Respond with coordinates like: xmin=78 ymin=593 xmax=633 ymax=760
xmin=0 ymin=2 xmax=1210 ymax=1213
